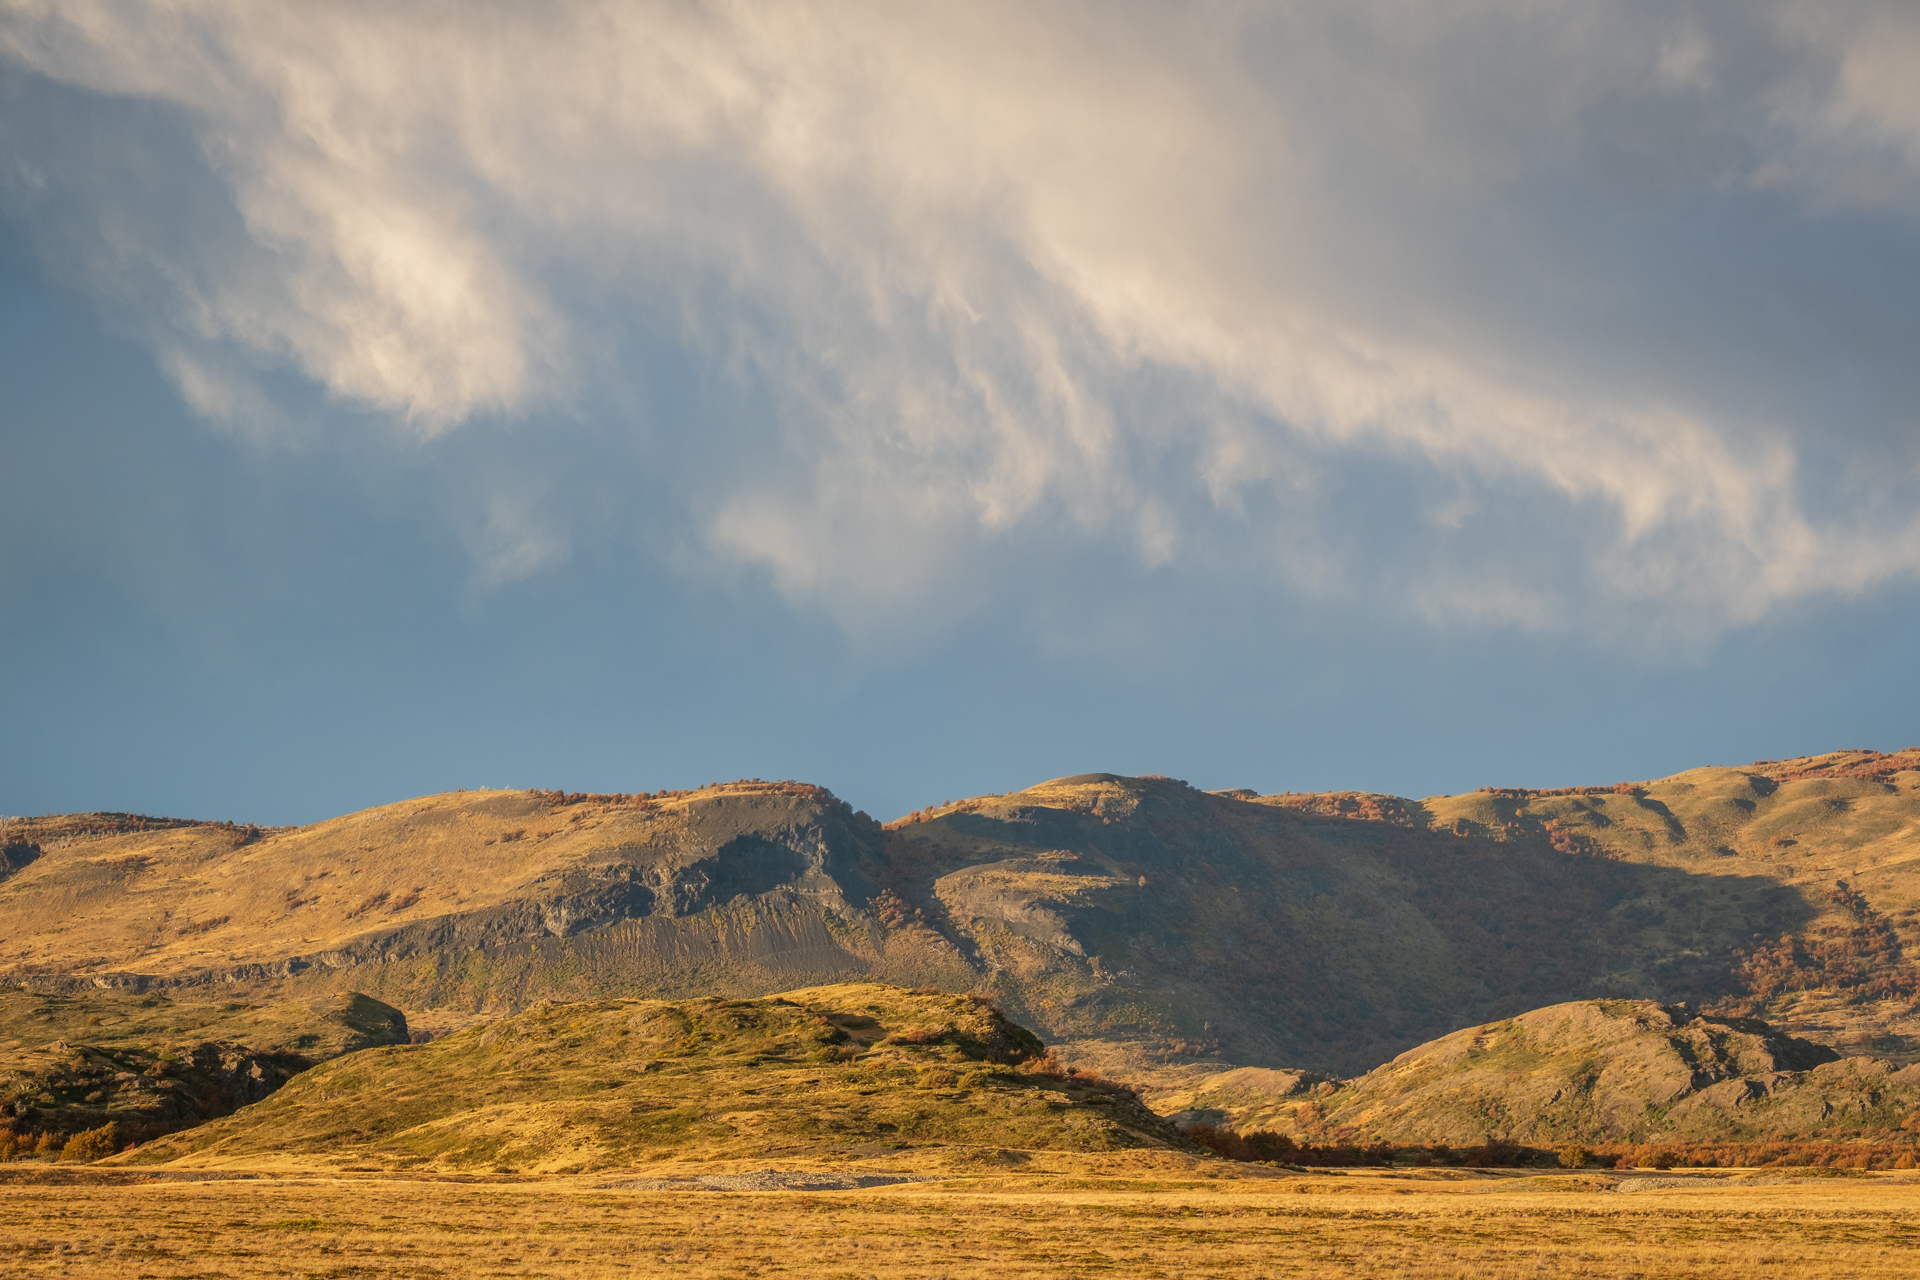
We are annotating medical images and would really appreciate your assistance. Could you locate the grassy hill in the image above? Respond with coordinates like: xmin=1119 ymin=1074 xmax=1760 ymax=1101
xmin=0 ymin=987 xmax=407 ymax=1144
xmin=1159 ymin=998 xmax=1920 ymax=1147
xmin=4 ymin=749 xmax=1916 ymax=1080
xmin=112 ymin=984 xmax=1182 ymax=1173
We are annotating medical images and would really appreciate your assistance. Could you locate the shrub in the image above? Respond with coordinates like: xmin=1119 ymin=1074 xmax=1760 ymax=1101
xmin=33 ymin=1132 xmax=59 ymax=1158
xmin=61 ymin=1124 xmax=118 ymax=1163
xmin=807 ymin=1017 xmax=850 ymax=1046
xmin=1018 ymin=1049 xmax=1068 ymax=1079
xmin=807 ymin=1045 xmax=860 ymax=1064
xmin=0 ymin=1133 xmax=16 ymax=1163
xmin=1185 ymin=1124 xmax=1301 ymax=1163
xmin=1589 ymin=1141 xmax=1916 ymax=1171
xmin=1558 ymin=1144 xmax=1591 ymax=1169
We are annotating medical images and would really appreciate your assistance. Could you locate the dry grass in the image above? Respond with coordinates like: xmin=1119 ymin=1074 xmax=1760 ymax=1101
xmin=1 ymin=1162 xmax=1916 ymax=1279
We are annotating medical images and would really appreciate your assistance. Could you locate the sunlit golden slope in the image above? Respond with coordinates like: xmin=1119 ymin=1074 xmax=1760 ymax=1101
xmin=0 ymin=785 xmax=865 ymax=975
xmin=0 ymin=783 xmax=965 ymax=1026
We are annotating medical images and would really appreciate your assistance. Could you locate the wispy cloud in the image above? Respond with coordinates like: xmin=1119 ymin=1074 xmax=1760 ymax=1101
xmin=3 ymin=0 xmax=1918 ymax=644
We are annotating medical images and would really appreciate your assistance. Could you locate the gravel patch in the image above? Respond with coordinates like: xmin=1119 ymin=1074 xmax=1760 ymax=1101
xmin=1613 ymin=1173 xmax=1873 ymax=1191
xmin=599 ymin=1169 xmax=930 ymax=1192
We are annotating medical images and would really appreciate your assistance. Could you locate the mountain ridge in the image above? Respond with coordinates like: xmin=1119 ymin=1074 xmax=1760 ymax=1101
xmin=4 ymin=748 xmax=1917 ymax=1078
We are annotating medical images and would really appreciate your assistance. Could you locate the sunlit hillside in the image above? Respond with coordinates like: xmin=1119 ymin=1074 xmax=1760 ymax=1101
xmin=114 ymin=983 xmax=1177 ymax=1174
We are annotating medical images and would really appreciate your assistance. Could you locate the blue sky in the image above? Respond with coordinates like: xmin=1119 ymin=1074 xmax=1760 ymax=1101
xmin=3 ymin=2 xmax=1918 ymax=825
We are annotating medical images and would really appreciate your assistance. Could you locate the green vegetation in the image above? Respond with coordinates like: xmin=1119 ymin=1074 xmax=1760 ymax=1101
xmin=118 ymin=984 xmax=1185 ymax=1172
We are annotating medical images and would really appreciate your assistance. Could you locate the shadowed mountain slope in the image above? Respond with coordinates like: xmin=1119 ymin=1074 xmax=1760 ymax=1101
xmin=873 ymin=774 xmax=1815 ymax=1074
xmin=1159 ymin=999 xmax=1920 ymax=1147
xmin=1261 ymin=748 xmax=1920 ymax=1058
xmin=113 ymin=984 xmax=1180 ymax=1173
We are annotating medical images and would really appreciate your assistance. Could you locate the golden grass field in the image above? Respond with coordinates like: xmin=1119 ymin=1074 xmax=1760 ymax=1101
xmin=3 ymin=1156 xmax=1918 ymax=1279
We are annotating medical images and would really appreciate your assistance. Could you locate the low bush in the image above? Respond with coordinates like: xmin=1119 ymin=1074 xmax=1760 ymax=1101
xmin=807 ymin=1045 xmax=860 ymax=1064
xmin=61 ymin=1123 xmax=119 ymax=1163
xmin=1592 ymin=1140 xmax=1920 ymax=1171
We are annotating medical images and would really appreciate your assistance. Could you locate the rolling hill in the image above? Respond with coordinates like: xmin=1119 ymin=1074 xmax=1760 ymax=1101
xmin=1156 ymin=998 xmax=1920 ymax=1148
xmin=113 ymin=983 xmax=1181 ymax=1173
xmin=3 ymin=748 xmax=1917 ymax=1080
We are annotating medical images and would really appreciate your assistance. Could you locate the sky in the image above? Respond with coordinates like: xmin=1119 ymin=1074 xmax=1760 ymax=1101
xmin=3 ymin=1 xmax=1918 ymax=826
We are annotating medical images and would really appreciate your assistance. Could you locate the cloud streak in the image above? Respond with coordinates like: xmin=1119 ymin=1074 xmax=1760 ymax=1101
xmin=3 ymin=0 xmax=1918 ymax=640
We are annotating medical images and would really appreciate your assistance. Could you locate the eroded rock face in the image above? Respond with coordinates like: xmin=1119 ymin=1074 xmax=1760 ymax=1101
xmin=226 ymin=790 xmax=896 ymax=980
xmin=933 ymin=855 xmax=1133 ymax=956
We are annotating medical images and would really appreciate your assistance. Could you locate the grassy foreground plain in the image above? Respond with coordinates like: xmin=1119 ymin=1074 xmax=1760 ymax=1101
xmin=2 ymin=1161 xmax=1918 ymax=1279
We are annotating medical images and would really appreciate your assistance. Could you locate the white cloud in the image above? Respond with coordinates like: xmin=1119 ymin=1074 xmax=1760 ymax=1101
xmin=2 ymin=0 xmax=1918 ymax=643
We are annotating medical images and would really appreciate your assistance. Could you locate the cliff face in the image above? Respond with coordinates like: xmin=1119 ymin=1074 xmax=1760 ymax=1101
xmin=0 ymin=772 xmax=1840 ymax=1075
